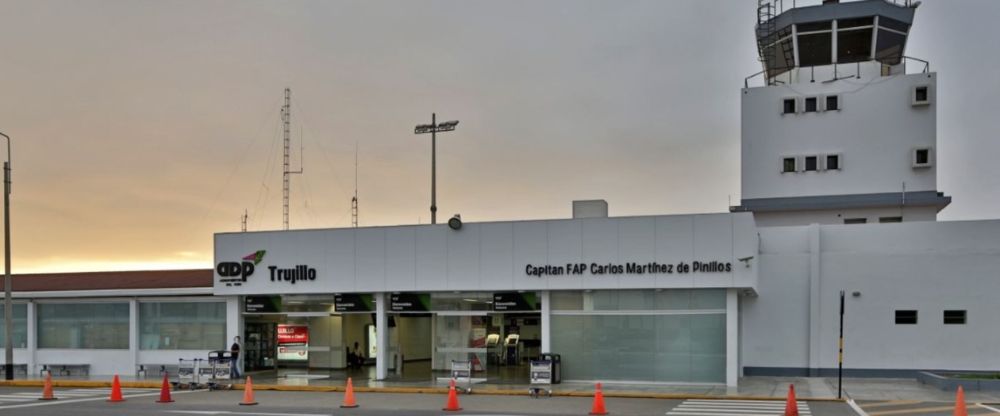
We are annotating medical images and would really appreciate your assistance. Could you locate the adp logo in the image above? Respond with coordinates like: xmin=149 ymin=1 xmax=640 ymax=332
xmin=218 ymin=250 xmax=266 ymax=285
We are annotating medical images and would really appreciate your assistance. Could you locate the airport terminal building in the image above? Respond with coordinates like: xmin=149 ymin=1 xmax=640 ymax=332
xmin=3 ymin=0 xmax=999 ymax=387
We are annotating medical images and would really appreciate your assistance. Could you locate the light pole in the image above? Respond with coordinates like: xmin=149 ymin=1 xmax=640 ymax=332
xmin=0 ymin=131 xmax=10 ymax=381
xmin=414 ymin=114 xmax=458 ymax=224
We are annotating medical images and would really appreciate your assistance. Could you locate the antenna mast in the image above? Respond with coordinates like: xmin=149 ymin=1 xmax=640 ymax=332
xmin=351 ymin=143 xmax=359 ymax=228
xmin=282 ymin=88 xmax=303 ymax=230
xmin=241 ymin=209 xmax=248 ymax=232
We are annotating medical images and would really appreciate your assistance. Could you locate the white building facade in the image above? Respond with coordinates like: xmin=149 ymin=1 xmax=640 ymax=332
xmin=3 ymin=0 xmax=999 ymax=387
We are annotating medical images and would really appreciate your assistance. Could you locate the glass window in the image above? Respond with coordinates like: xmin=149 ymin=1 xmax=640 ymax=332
xmin=944 ymin=310 xmax=966 ymax=325
xmin=914 ymin=87 xmax=928 ymax=103
xmin=826 ymin=155 xmax=840 ymax=170
xmin=838 ymin=28 xmax=873 ymax=63
xmin=844 ymin=218 xmax=867 ymax=224
xmin=805 ymin=156 xmax=818 ymax=171
xmin=895 ymin=310 xmax=918 ymax=325
xmin=0 ymin=303 xmax=28 ymax=348
xmin=550 ymin=292 xmax=584 ymax=310
xmin=140 ymin=302 xmax=226 ymax=350
xmin=430 ymin=292 xmax=492 ymax=311
xmin=804 ymin=97 xmax=818 ymax=112
xmin=38 ymin=303 xmax=129 ymax=349
xmin=879 ymin=217 xmax=902 ymax=223
xmin=783 ymin=99 xmax=796 ymax=114
xmin=432 ymin=315 xmax=487 ymax=372
xmin=783 ymin=157 xmax=796 ymax=173
xmin=826 ymin=95 xmax=839 ymax=111
xmin=551 ymin=313 xmax=725 ymax=383
xmin=915 ymin=148 xmax=930 ymax=165
xmin=798 ymin=33 xmax=832 ymax=67
xmin=763 ymin=38 xmax=795 ymax=79
xmin=875 ymin=29 xmax=907 ymax=65
xmin=878 ymin=17 xmax=910 ymax=33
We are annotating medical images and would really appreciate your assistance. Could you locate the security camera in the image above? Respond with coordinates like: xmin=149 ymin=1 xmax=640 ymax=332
xmin=448 ymin=214 xmax=462 ymax=230
xmin=738 ymin=256 xmax=754 ymax=267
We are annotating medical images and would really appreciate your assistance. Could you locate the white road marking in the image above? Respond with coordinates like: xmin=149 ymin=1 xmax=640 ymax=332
xmin=668 ymin=399 xmax=812 ymax=416
xmin=0 ymin=389 xmax=201 ymax=409
xmin=167 ymin=411 xmax=332 ymax=416
xmin=978 ymin=403 xmax=1000 ymax=413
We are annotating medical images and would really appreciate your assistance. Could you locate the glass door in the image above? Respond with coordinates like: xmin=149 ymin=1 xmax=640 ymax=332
xmin=433 ymin=312 xmax=488 ymax=379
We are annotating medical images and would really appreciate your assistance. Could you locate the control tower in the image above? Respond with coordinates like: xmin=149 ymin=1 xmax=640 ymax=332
xmin=731 ymin=0 xmax=950 ymax=226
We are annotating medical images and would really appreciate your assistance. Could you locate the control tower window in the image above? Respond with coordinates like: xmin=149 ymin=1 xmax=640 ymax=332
xmin=837 ymin=28 xmax=873 ymax=63
xmin=875 ymin=29 xmax=907 ymax=65
xmin=782 ymin=157 xmax=797 ymax=173
xmin=825 ymin=95 xmax=839 ymax=111
xmin=804 ymin=156 xmax=818 ymax=172
xmin=798 ymin=32 xmax=832 ymax=67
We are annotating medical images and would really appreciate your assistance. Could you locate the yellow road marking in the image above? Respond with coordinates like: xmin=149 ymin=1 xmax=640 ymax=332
xmin=862 ymin=400 xmax=924 ymax=409
xmin=868 ymin=406 xmax=957 ymax=416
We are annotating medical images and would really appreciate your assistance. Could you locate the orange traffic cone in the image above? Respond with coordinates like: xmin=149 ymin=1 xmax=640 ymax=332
xmin=108 ymin=374 xmax=125 ymax=402
xmin=784 ymin=384 xmax=799 ymax=416
xmin=38 ymin=372 xmax=57 ymax=401
xmin=156 ymin=372 xmax=174 ymax=403
xmin=589 ymin=382 xmax=608 ymax=415
xmin=340 ymin=377 xmax=359 ymax=408
xmin=442 ymin=378 xmax=462 ymax=411
xmin=954 ymin=385 xmax=968 ymax=416
xmin=239 ymin=376 xmax=258 ymax=406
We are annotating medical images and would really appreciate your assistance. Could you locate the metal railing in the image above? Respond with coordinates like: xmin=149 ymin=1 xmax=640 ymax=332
xmin=745 ymin=56 xmax=930 ymax=88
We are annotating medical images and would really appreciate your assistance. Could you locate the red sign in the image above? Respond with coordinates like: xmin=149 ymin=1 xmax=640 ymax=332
xmin=277 ymin=324 xmax=309 ymax=345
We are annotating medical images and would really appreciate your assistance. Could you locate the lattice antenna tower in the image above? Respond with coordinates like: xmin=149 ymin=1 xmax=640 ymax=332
xmin=351 ymin=143 xmax=359 ymax=228
xmin=282 ymin=88 xmax=303 ymax=230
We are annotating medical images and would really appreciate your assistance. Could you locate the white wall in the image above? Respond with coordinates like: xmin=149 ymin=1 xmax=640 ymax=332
xmin=743 ymin=219 xmax=1000 ymax=374
xmin=214 ymin=213 xmax=759 ymax=295
xmin=753 ymin=206 xmax=937 ymax=227
xmin=741 ymin=72 xmax=937 ymax=200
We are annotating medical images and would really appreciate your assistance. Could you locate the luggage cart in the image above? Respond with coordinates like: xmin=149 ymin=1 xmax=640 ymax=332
xmin=207 ymin=350 xmax=234 ymax=390
xmin=528 ymin=359 xmax=553 ymax=398
xmin=450 ymin=360 xmax=473 ymax=394
xmin=175 ymin=358 xmax=202 ymax=390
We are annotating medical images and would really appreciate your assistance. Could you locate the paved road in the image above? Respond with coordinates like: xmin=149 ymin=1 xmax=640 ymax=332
xmin=0 ymin=387 xmax=855 ymax=415
xmin=855 ymin=399 xmax=1000 ymax=416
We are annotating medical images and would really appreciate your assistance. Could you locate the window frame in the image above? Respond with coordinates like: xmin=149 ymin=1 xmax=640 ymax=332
xmin=912 ymin=147 xmax=933 ymax=168
xmin=895 ymin=309 xmax=918 ymax=325
xmin=943 ymin=310 xmax=967 ymax=325
xmin=843 ymin=218 xmax=867 ymax=225
xmin=912 ymin=85 xmax=931 ymax=106
xmin=781 ymin=156 xmax=797 ymax=173
xmin=824 ymin=153 xmax=842 ymax=171
xmin=824 ymin=95 xmax=841 ymax=111
xmin=782 ymin=97 xmax=798 ymax=114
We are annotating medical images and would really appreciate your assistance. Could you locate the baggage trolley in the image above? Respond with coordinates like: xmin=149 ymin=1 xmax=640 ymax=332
xmin=450 ymin=360 xmax=473 ymax=394
xmin=207 ymin=350 xmax=234 ymax=390
xmin=528 ymin=359 xmax=553 ymax=398
xmin=175 ymin=358 xmax=201 ymax=390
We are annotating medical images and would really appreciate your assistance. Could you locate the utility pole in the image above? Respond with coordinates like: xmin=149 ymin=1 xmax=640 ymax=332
xmin=838 ymin=290 xmax=845 ymax=399
xmin=241 ymin=209 xmax=248 ymax=232
xmin=1 ymin=131 xmax=11 ymax=381
xmin=414 ymin=114 xmax=458 ymax=224
xmin=282 ymin=88 xmax=302 ymax=230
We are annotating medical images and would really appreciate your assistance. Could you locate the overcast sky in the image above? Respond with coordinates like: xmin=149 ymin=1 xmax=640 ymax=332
xmin=1 ymin=0 xmax=998 ymax=273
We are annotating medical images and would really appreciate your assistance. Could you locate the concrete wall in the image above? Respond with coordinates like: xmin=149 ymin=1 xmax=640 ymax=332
xmin=753 ymin=206 xmax=937 ymax=227
xmin=215 ymin=213 xmax=759 ymax=295
xmin=741 ymin=72 xmax=937 ymax=200
xmin=743 ymin=219 xmax=1000 ymax=375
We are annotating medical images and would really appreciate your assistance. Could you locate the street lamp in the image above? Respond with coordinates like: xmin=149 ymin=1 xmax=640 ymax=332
xmin=0 ymin=131 xmax=10 ymax=381
xmin=414 ymin=114 xmax=458 ymax=225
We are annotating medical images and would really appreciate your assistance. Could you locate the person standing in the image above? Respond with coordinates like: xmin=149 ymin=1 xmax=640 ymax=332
xmin=230 ymin=336 xmax=242 ymax=379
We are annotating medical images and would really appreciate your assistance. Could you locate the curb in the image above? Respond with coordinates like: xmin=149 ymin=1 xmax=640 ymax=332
xmin=0 ymin=380 xmax=845 ymax=402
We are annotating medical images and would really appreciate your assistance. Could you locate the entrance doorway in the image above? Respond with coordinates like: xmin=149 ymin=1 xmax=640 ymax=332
xmin=486 ymin=312 xmax=541 ymax=383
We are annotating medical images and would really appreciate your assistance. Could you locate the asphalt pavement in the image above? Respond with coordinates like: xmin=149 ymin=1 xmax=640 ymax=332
xmin=0 ymin=387 xmax=856 ymax=416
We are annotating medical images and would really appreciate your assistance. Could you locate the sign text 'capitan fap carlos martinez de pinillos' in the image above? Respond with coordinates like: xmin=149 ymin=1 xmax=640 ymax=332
xmin=525 ymin=260 xmax=732 ymax=277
